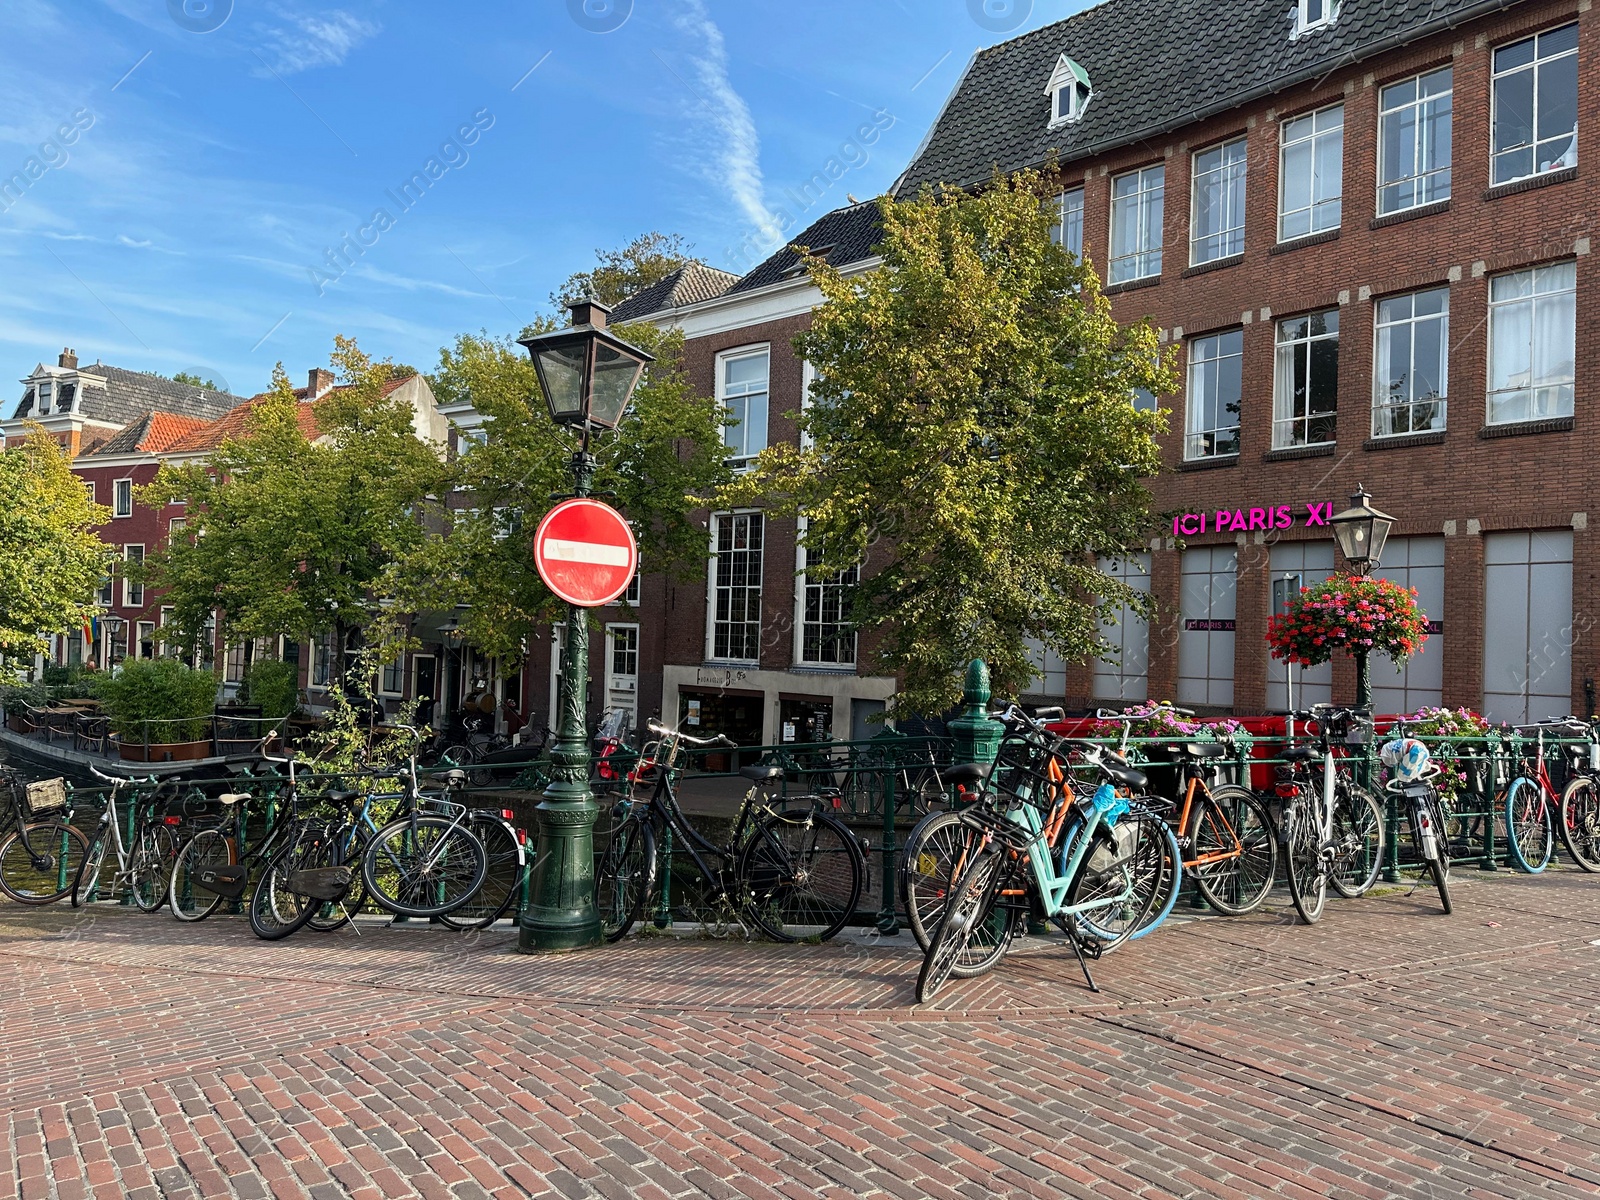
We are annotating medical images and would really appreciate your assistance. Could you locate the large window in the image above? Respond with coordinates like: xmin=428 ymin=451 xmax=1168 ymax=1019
xmin=1372 ymin=537 xmax=1445 ymax=715
xmin=1484 ymin=531 xmax=1572 ymax=723
xmin=122 ymin=545 xmax=144 ymax=608
xmin=1093 ymin=553 xmax=1151 ymax=703
xmin=797 ymin=524 xmax=856 ymax=666
xmin=1492 ymin=24 xmax=1578 ymax=186
xmin=1049 ymin=187 xmax=1084 ymax=256
xmin=1278 ymin=104 xmax=1343 ymax=240
xmin=1267 ymin=543 xmax=1335 ymax=709
xmin=1108 ymin=165 xmax=1163 ymax=283
xmin=1272 ymin=310 xmax=1339 ymax=448
xmin=1184 ymin=330 xmax=1243 ymax=460
xmin=1378 ymin=67 xmax=1452 ymax=213
xmin=718 ymin=347 xmax=769 ymax=467
xmin=1488 ymin=261 xmax=1576 ymax=425
xmin=1373 ymin=287 xmax=1448 ymax=437
xmin=1177 ymin=547 xmax=1237 ymax=709
xmin=1190 ymin=138 xmax=1246 ymax=263
xmin=709 ymin=512 xmax=763 ymax=662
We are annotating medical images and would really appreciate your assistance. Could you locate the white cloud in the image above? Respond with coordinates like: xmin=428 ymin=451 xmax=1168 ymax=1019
xmin=116 ymin=234 xmax=152 ymax=248
xmin=670 ymin=0 xmax=782 ymax=246
xmin=255 ymin=8 xmax=380 ymax=75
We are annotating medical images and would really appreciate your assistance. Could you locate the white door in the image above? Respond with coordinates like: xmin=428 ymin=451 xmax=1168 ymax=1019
xmin=604 ymin=624 xmax=640 ymax=734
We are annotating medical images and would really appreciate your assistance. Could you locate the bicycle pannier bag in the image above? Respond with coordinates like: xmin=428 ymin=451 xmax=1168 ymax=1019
xmin=195 ymin=863 xmax=249 ymax=899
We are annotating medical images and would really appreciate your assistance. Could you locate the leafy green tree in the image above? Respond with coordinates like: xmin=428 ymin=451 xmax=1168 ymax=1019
xmin=725 ymin=171 xmax=1173 ymax=715
xmin=140 ymin=338 xmax=442 ymax=682
xmin=168 ymin=371 xmax=222 ymax=390
xmin=390 ymin=322 xmax=730 ymax=659
xmin=0 ymin=428 xmax=113 ymax=680
xmin=549 ymin=231 xmax=701 ymax=311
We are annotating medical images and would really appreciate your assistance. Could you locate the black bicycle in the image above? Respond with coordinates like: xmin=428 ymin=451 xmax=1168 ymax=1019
xmin=0 ymin=769 xmax=90 ymax=905
xmin=594 ymin=721 xmax=865 ymax=942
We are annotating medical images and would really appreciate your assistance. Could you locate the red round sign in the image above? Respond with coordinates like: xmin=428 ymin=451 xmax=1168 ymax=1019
xmin=533 ymin=498 xmax=638 ymax=608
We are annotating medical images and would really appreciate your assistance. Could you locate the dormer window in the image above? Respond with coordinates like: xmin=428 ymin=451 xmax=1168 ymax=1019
xmin=37 ymin=382 xmax=53 ymax=413
xmin=1294 ymin=0 xmax=1338 ymax=36
xmin=1046 ymin=55 xmax=1092 ymax=127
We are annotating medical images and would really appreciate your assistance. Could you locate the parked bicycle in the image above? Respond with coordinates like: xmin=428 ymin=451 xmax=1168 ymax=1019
xmin=70 ymin=767 xmax=187 ymax=910
xmin=1379 ymin=734 xmax=1453 ymax=913
xmin=594 ymin=720 xmax=865 ymax=942
xmin=0 ymin=769 xmax=90 ymax=905
xmin=1277 ymin=705 xmax=1384 ymax=924
xmin=1502 ymin=718 xmax=1600 ymax=873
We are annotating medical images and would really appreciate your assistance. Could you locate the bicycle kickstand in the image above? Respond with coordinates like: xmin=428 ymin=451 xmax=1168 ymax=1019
xmin=1052 ymin=914 xmax=1101 ymax=994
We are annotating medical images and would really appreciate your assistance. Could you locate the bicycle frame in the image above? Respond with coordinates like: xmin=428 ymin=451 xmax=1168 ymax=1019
xmin=623 ymin=729 xmax=770 ymax=889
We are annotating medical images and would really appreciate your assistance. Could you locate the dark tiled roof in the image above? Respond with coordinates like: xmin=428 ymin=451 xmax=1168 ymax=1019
xmin=82 ymin=412 xmax=211 ymax=458
xmin=726 ymin=201 xmax=884 ymax=295
xmin=610 ymin=263 xmax=741 ymax=323
xmin=897 ymin=0 xmax=1508 ymax=194
xmin=12 ymin=362 xmax=246 ymax=425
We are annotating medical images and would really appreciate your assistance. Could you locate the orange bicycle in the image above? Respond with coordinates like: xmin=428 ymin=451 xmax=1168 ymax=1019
xmin=1160 ymin=740 xmax=1277 ymax=915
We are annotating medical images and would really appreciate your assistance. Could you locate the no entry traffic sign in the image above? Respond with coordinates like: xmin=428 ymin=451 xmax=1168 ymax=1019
xmin=533 ymin=498 xmax=638 ymax=608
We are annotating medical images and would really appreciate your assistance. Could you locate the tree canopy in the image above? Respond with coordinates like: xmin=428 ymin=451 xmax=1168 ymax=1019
xmin=725 ymin=170 xmax=1173 ymax=715
xmin=549 ymin=231 xmax=702 ymax=310
xmin=0 ymin=428 xmax=112 ymax=680
xmin=140 ymin=337 xmax=441 ymax=671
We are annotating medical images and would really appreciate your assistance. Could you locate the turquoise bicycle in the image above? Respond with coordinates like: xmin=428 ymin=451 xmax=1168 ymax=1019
xmin=916 ymin=714 xmax=1180 ymax=1002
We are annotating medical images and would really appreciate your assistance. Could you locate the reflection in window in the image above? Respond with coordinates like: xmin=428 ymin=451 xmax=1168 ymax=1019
xmin=1488 ymin=261 xmax=1576 ymax=424
xmin=1492 ymin=24 xmax=1578 ymax=185
xmin=1273 ymin=311 xmax=1339 ymax=448
xmin=1184 ymin=330 xmax=1243 ymax=459
xmin=1378 ymin=67 xmax=1452 ymax=213
xmin=1374 ymin=288 xmax=1448 ymax=437
xmin=1279 ymin=105 xmax=1343 ymax=240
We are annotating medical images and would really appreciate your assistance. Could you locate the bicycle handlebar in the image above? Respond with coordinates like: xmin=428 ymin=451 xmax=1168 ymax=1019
xmin=646 ymin=721 xmax=735 ymax=748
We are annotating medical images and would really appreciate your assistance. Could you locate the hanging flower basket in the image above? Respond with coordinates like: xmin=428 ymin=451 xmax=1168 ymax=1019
xmin=1266 ymin=573 xmax=1429 ymax=669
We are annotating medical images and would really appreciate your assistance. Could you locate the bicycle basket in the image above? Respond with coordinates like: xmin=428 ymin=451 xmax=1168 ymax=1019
xmin=958 ymin=799 xmax=1042 ymax=853
xmin=22 ymin=778 xmax=67 ymax=819
xmin=987 ymin=731 xmax=1062 ymax=812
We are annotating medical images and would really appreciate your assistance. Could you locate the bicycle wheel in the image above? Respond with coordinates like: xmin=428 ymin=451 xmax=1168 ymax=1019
xmin=1559 ymin=775 xmax=1600 ymax=873
xmin=900 ymin=809 xmax=975 ymax=953
xmin=1126 ymin=814 xmax=1184 ymax=941
xmin=168 ymin=828 xmax=233 ymax=922
xmin=69 ymin=831 xmax=109 ymax=908
xmin=1068 ymin=812 xmax=1166 ymax=950
xmin=1283 ymin=801 xmax=1327 ymax=924
xmin=595 ymin=814 xmax=655 ymax=942
xmin=1187 ymin=785 xmax=1277 ymax=915
xmin=1329 ymin=785 xmax=1386 ymax=900
xmin=739 ymin=808 xmax=863 ymax=942
xmin=1504 ymin=776 xmax=1554 ymax=873
xmin=127 ymin=824 xmax=176 ymax=912
xmin=916 ymin=844 xmax=1007 ymax=1003
xmin=0 ymin=821 xmax=89 ymax=905
xmin=248 ymin=834 xmax=319 ymax=940
xmin=1425 ymin=793 xmax=1453 ymax=915
xmin=361 ymin=815 xmax=487 ymax=918
xmin=439 ymin=816 xmax=525 ymax=931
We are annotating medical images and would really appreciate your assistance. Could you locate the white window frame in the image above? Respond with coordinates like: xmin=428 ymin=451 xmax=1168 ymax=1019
xmin=310 ymin=633 xmax=336 ymax=690
xmin=1295 ymin=0 xmax=1338 ymax=36
xmin=135 ymin=621 xmax=156 ymax=661
xmin=1491 ymin=24 xmax=1579 ymax=187
xmin=608 ymin=623 xmax=640 ymax=682
xmin=1277 ymin=103 xmax=1343 ymax=241
xmin=1108 ymin=164 xmax=1164 ymax=284
xmin=1377 ymin=67 xmax=1453 ymax=214
xmin=705 ymin=510 xmax=764 ymax=665
xmin=113 ymin=478 xmax=134 ymax=518
xmin=1045 ymin=54 xmax=1092 ymax=127
xmin=1189 ymin=137 xmax=1247 ymax=265
xmin=122 ymin=545 xmax=144 ymax=608
xmin=36 ymin=381 xmax=54 ymax=414
xmin=623 ymin=567 xmax=641 ymax=606
xmin=717 ymin=345 xmax=770 ymax=469
xmin=168 ymin=516 xmax=186 ymax=541
xmin=1184 ymin=330 xmax=1243 ymax=461
xmin=793 ymin=517 xmax=858 ymax=669
xmin=159 ymin=607 xmax=175 ymax=657
xmin=82 ymin=480 xmax=95 ymax=504
xmin=1050 ymin=187 xmax=1085 ymax=255
xmin=1372 ymin=287 xmax=1449 ymax=437
xmin=1272 ymin=310 xmax=1340 ymax=449
xmin=1487 ymin=260 xmax=1576 ymax=426
xmin=379 ymin=655 xmax=406 ymax=697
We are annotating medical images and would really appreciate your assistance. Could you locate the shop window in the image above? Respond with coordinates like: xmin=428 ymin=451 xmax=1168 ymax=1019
xmin=1177 ymin=546 xmax=1236 ymax=708
xmin=1373 ymin=287 xmax=1448 ymax=437
xmin=1487 ymin=261 xmax=1575 ymax=425
xmin=1492 ymin=24 xmax=1578 ymax=185
xmin=709 ymin=512 xmax=763 ymax=663
xmin=1093 ymin=553 xmax=1151 ymax=703
xmin=1483 ymin=531 xmax=1572 ymax=723
xmin=1024 ymin=639 xmax=1067 ymax=701
xmin=1190 ymin=138 xmax=1247 ymax=264
xmin=1378 ymin=67 xmax=1452 ymax=213
xmin=1278 ymin=104 xmax=1343 ymax=240
xmin=1272 ymin=310 xmax=1339 ymax=448
xmin=1184 ymin=329 xmax=1242 ymax=460
xmin=1267 ymin=543 xmax=1335 ymax=710
xmin=1108 ymin=165 xmax=1163 ymax=283
xmin=1372 ymin=537 xmax=1445 ymax=715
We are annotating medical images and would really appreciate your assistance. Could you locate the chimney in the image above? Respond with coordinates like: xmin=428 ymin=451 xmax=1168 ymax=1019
xmin=59 ymin=348 xmax=77 ymax=369
xmin=307 ymin=368 xmax=334 ymax=399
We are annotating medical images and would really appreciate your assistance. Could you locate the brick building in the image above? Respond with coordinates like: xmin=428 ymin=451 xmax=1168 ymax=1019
xmin=592 ymin=0 xmax=1595 ymax=735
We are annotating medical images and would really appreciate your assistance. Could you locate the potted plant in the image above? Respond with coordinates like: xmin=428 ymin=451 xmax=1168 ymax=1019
xmin=0 ymin=681 xmax=46 ymax=732
xmin=92 ymin=659 xmax=221 ymax=762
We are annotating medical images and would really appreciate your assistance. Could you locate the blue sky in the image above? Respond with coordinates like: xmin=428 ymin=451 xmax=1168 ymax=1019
xmin=0 ymin=1 xmax=1082 ymax=397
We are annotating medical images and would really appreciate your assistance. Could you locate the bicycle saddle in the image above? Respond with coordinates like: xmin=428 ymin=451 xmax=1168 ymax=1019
xmin=324 ymin=789 xmax=361 ymax=805
xmin=740 ymin=764 xmax=784 ymax=783
xmin=218 ymin=792 xmax=251 ymax=806
xmin=1105 ymin=764 xmax=1149 ymax=791
xmin=943 ymin=762 xmax=993 ymax=787
xmin=1280 ymin=745 xmax=1320 ymax=762
xmin=438 ymin=769 xmax=467 ymax=784
xmin=1165 ymin=742 xmax=1229 ymax=760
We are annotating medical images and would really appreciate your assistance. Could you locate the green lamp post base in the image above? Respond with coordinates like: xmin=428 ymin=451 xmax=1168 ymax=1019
xmin=517 ymin=785 xmax=602 ymax=953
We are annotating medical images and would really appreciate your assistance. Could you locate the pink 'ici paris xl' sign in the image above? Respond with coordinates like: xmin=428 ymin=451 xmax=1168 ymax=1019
xmin=1171 ymin=502 xmax=1334 ymax=537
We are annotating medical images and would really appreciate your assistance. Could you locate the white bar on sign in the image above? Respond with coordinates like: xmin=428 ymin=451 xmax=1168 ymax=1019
xmin=543 ymin=538 xmax=630 ymax=567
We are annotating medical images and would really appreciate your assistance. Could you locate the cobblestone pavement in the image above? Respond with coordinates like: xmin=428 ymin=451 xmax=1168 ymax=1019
xmin=1 ymin=866 xmax=1597 ymax=1199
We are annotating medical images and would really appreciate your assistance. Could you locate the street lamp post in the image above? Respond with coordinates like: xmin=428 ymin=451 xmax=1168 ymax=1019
xmin=1328 ymin=486 xmax=1396 ymax=708
xmin=100 ymin=614 xmax=125 ymax=669
xmin=516 ymin=299 xmax=653 ymax=953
